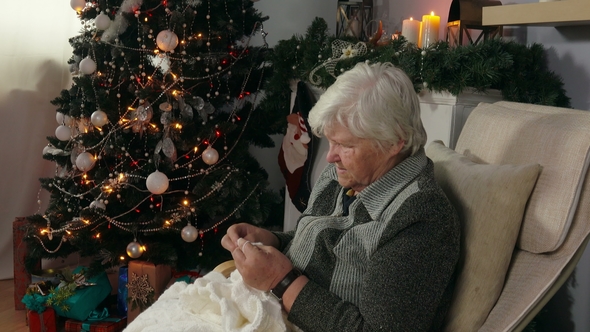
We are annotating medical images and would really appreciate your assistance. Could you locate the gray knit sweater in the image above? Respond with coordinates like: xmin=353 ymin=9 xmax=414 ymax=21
xmin=274 ymin=150 xmax=460 ymax=332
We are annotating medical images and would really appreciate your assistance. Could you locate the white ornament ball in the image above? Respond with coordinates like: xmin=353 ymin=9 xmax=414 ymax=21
xmin=126 ymin=241 xmax=143 ymax=258
xmin=156 ymin=30 xmax=179 ymax=52
xmin=55 ymin=125 xmax=71 ymax=141
xmin=89 ymin=200 xmax=106 ymax=210
xmin=95 ymin=13 xmax=111 ymax=30
xmin=56 ymin=112 xmax=65 ymax=125
xmin=202 ymin=147 xmax=219 ymax=165
xmin=146 ymin=171 xmax=169 ymax=194
xmin=79 ymin=57 xmax=97 ymax=75
xmin=91 ymin=110 xmax=109 ymax=127
xmin=181 ymin=225 xmax=199 ymax=242
xmin=70 ymin=0 xmax=86 ymax=12
xmin=64 ymin=115 xmax=74 ymax=126
xmin=76 ymin=152 xmax=96 ymax=172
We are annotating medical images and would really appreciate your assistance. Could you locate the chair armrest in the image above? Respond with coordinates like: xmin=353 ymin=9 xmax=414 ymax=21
xmin=213 ymin=260 xmax=236 ymax=278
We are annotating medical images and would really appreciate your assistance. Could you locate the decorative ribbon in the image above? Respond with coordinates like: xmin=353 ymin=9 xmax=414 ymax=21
xmin=39 ymin=311 xmax=46 ymax=332
xmin=171 ymin=269 xmax=201 ymax=279
xmin=308 ymin=39 xmax=367 ymax=85
xmin=81 ymin=308 xmax=122 ymax=331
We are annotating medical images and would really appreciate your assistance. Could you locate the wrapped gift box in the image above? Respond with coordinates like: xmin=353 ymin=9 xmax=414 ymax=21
xmin=13 ymin=217 xmax=41 ymax=310
xmin=126 ymin=261 xmax=171 ymax=324
xmin=52 ymin=267 xmax=112 ymax=321
xmin=65 ymin=316 xmax=126 ymax=332
xmin=27 ymin=307 xmax=57 ymax=332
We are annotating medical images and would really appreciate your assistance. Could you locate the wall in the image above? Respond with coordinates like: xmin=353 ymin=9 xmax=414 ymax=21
xmin=0 ymin=2 xmax=80 ymax=280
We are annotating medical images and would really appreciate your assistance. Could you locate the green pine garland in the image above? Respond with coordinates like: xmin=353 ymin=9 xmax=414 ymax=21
xmin=260 ymin=17 xmax=570 ymax=114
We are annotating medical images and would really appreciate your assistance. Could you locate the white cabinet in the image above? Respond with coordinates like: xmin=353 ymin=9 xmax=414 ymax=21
xmin=419 ymin=88 xmax=503 ymax=149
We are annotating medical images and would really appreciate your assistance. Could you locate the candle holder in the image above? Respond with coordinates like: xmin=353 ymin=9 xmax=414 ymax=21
xmin=446 ymin=0 xmax=503 ymax=47
xmin=336 ymin=0 xmax=374 ymax=41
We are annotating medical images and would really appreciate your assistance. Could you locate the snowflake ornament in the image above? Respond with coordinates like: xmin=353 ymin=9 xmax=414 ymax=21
xmin=127 ymin=272 xmax=154 ymax=307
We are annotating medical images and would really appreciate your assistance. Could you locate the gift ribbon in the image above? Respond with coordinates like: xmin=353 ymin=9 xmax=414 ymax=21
xmin=171 ymin=269 xmax=201 ymax=278
xmin=86 ymin=308 xmax=110 ymax=321
xmin=39 ymin=310 xmax=46 ymax=332
xmin=81 ymin=308 xmax=123 ymax=331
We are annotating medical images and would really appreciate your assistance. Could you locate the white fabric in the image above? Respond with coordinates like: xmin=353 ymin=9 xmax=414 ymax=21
xmin=124 ymin=270 xmax=301 ymax=332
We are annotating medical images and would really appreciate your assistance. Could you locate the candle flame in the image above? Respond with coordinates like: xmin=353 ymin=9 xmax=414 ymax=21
xmin=431 ymin=11 xmax=435 ymax=16
xmin=410 ymin=17 xmax=414 ymax=20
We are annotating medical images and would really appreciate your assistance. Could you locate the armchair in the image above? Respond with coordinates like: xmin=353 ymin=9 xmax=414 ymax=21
xmin=214 ymin=101 xmax=590 ymax=331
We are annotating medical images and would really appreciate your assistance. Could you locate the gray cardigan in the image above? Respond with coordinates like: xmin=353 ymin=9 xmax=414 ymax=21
xmin=275 ymin=150 xmax=460 ymax=332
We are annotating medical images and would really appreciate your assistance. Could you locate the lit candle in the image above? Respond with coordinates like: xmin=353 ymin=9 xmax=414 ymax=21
xmin=419 ymin=12 xmax=440 ymax=48
xmin=401 ymin=17 xmax=421 ymax=44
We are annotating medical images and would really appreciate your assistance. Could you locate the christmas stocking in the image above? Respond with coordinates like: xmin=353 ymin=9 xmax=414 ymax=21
xmin=278 ymin=81 xmax=318 ymax=212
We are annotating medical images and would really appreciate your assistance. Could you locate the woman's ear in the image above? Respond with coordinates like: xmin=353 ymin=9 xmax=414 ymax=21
xmin=389 ymin=139 xmax=405 ymax=157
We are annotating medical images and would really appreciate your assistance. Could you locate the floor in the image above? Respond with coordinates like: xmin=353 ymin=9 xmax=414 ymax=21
xmin=0 ymin=279 xmax=29 ymax=332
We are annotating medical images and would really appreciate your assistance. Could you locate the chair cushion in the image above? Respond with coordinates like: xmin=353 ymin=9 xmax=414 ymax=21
xmin=454 ymin=102 xmax=590 ymax=254
xmin=426 ymin=140 xmax=541 ymax=332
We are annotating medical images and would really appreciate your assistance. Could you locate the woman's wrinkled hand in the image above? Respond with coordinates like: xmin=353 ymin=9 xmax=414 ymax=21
xmin=231 ymin=237 xmax=293 ymax=291
xmin=221 ymin=223 xmax=279 ymax=252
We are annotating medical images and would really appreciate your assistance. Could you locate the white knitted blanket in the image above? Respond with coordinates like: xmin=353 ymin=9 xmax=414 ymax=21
xmin=124 ymin=270 xmax=301 ymax=332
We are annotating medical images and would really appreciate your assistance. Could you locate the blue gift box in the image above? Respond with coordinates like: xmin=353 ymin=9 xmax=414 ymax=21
xmin=52 ymin=266 xmax=112 ymax=321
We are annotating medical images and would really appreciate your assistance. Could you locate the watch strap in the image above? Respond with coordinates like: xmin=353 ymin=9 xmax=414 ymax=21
xmin=270 ymin=268 xmax=302 ymax=301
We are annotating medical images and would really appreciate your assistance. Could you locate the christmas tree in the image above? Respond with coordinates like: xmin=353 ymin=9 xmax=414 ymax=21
xmin=25 ymin=0 xmax=283 ymax=273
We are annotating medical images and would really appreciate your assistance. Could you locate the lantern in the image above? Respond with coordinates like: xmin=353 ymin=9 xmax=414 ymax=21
xmin=336 ymin=0 xmax=374 ymax=41
xmin=446 ymin=0 xmax=503 ymax=47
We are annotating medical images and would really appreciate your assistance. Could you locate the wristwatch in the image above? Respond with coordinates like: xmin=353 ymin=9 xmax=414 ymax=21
xmin=270 ymin=268 xmax=302 ymax=302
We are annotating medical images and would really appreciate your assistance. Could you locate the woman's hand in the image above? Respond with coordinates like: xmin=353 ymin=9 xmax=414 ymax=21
xmin=221 ymin=223 xmax=279 ymax=252
xmin=231 ymin=238 xmax=293 ymax=291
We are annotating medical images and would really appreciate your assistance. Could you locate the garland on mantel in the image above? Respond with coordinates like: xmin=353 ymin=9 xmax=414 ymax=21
xmin=258 ymin=17 xmax=570 ymax=121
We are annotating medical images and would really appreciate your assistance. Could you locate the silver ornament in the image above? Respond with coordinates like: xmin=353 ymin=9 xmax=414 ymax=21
xmin=90 ymin=200 xmax=106 ymax=210
xmin=126 ymin=241 xmax=143 ymax=258
xmin=181 ymin=225 xmax=198 ymax=242
xmin=202 ymin=147 xmax=219 ymax=165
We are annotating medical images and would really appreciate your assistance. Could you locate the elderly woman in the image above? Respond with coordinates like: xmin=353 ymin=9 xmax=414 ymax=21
xmin=222 ymin=62 xmax=460 ymax=331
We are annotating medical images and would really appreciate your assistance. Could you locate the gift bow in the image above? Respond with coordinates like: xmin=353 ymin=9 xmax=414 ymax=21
xmin=81 ymin=308 xmax=123 ymax=331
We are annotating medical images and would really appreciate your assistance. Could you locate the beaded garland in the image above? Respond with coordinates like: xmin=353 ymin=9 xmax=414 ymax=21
xmin=31 ymin=0 xmax=277 ymax=269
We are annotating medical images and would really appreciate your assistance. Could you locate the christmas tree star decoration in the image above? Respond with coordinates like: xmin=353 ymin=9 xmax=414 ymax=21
xmin=127 ymin=272 xmax=154 ymax=307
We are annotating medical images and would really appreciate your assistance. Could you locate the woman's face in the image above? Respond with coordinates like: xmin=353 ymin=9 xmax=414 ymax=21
xmin=324 ymin=123 xmax=404 ymax=193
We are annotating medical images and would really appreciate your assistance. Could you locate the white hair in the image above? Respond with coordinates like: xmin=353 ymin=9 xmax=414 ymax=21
xmin=308 ymin=62 xmax=427 ymax=155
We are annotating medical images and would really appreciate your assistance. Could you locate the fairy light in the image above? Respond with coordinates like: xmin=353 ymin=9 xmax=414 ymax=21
xmin=31 ymin=5 xmax=272 ymax=259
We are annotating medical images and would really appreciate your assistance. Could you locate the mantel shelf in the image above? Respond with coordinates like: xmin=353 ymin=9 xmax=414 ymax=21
xmin=482 ymin=0 xmax=590 ymax=27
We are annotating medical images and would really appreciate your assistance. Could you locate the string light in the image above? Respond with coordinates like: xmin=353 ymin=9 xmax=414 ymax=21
xmin=32 ymin=1 xmax=271 ymax=262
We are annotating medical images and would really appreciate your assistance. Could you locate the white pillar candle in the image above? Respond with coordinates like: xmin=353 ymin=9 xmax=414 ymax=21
xmin=418 ymin=12 xmax=440 ymax=48
xmin=401 ymin=17 xmax=421 ymax=44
